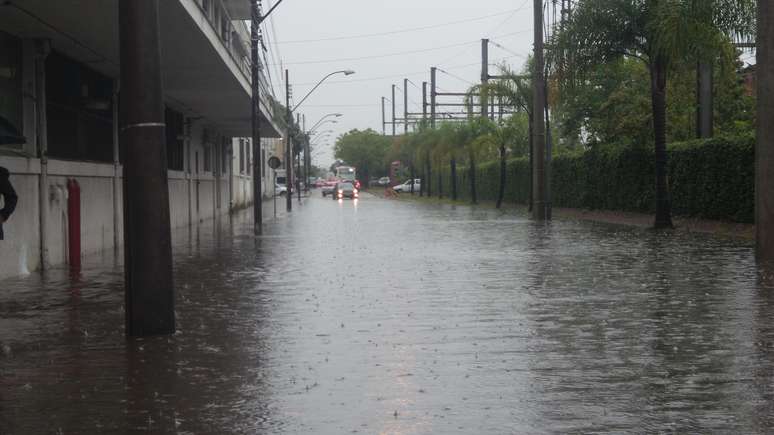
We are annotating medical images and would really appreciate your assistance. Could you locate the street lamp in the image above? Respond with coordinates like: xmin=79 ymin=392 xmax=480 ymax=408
xmin=285 ymin=70 xmax=354 ymax=211
xmin=311 ymin=129 xmax=334 ymax=137
xmin=304 ymin=114 xmax=341 ymax=192
xmin=309 ymin=113 xmax=343 ymax=133
xmin=293 ymin=71 xmax=355 ymax=112
xmin=309 ymin=119 xmax=337 ymax=133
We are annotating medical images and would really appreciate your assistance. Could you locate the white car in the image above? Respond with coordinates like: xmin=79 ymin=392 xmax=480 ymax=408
xmin=393 ymin=179 xmax=421 ymax=193
xmin=275 ymin=184 xmax=287 ymax=196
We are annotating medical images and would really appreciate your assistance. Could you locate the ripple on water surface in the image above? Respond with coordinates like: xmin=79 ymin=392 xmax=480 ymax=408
xmin=1 ymin=195 xmax=773 ymax=434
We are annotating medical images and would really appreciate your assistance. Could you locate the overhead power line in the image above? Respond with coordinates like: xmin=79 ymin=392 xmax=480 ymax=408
xmin=272 ymin=7 xmax=530 ymax=44
xmin=290 ymin=55 xmax=522 ymax=86
xmin=273 ymin=31 xmax=528 ymax=66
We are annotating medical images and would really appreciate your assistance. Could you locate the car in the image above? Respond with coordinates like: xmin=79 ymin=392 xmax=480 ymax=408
xmin=275 ymin=184 xmax=288 ymax=196
xmin=393 ymin=179 xmax=421 ymax=193
xmin=378 ymin=176 xmax=391 ymax=186
xmin=314 ymin=178 xmax=326 ymax=188
xmin=321 ymin=180 xmax=337 ymax=197
xmin=333 ymin=182 xmax=358 ymax=200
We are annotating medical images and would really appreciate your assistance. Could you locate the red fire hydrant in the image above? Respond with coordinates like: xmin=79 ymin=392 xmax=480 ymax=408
xmin=67 ymin=179 xmax=81 ymax=271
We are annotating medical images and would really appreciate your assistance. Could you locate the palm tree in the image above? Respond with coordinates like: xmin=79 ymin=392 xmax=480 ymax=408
xmin=555 ymin=0 xmax=755 ymax=228
xmin=485 ymin=67 xmax=534 ymax=210
xmin=460 ymin=117 xmax=496 ymax=205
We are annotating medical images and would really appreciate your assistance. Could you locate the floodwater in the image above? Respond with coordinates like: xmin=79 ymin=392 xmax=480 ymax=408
xmin=1 ymin=193 xmax=773 ymax=434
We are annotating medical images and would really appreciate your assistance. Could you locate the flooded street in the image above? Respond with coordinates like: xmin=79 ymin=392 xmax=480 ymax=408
xmin=1 ymin=193 xmax=773 ymax=434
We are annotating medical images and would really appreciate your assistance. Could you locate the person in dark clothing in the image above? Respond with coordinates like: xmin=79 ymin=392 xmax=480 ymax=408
xmin=0 ymin=166 xmax=18 ymax=240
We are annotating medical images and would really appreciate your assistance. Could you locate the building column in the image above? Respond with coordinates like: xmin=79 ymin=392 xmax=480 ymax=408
xmin=33 ymin=39 xmax=50 ymax=270
xmin=758 ymin=1 xmax=774 ymax=265
xmin=119 ymin=0 xmax=175 ymax=336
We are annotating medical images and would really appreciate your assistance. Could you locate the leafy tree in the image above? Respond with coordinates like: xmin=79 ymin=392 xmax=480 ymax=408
xmin=333 ymin=129 xmax=390 ymax=184
xmin=555 ymin=0 xmax=756 ymax=228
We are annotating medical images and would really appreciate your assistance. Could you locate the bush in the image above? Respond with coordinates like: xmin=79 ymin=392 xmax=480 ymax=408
xmin=429 ymin=135 xmax=754 ymax=223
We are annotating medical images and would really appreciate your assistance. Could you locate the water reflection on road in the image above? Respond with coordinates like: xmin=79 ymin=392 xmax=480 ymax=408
xmin=1 ymin=193 xmax=773 ymax=434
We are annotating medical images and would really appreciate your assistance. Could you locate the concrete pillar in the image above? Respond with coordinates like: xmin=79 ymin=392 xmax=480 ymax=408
xmin=758 ymin=1 xmax=774 ymax=264
xmin=119 ymin=0 xmax=175 ymax=336
xmin=34 ymin=39 xmax=50 ymax=270
xmin=532 ymin=0 xmax=547 ymax=221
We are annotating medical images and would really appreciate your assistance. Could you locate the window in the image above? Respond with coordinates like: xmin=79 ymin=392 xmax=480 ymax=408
xmin=165 ymin=107 xmax=184 ymax=171
xmin=221 ymin=137 xmax=228 ymax=174
xmin=239 ymin=139 xmax=245 ymax=174
xmin=203 ymin=144 xmax=211 ymax=172
xmin=47 ymin=51 xmax=113 ymax=162
xmin=246 ymin=140 xmax=251 ymax=175
xmin=0 ymin=31 xmax=23 ymax=148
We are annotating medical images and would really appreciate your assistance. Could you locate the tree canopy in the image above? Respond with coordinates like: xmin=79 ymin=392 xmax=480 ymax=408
xmin=333 ymin=129 xmax=391 ymax=181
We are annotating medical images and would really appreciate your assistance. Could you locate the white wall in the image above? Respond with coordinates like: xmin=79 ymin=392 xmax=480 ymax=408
xmin=0 ymin=149 xmax=254 ymax=280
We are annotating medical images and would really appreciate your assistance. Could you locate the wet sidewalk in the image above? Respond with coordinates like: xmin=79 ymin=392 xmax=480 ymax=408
xmin=2 ymin=192 xmax=774 ymax=434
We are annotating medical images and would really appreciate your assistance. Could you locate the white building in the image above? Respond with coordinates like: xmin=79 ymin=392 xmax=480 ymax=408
xmin=0 ymin=0 xmax=283 ymax=279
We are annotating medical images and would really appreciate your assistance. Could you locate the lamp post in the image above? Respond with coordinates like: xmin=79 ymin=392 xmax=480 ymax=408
xmin=309 ymin=119 xmax=337 ymax=134
xmin=285 ymin=70 xmax=354 ymax=212
xmin=308 ymin=113 xmax=342 ymax=133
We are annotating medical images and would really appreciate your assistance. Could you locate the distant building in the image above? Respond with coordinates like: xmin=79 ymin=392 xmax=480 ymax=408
xmin=0 ymin=0 xmax=283 ymax=279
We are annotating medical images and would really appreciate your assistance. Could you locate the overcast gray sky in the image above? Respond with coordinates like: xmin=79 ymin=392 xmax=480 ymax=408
xmin=260 ymin=0 xmax=536 ymax=168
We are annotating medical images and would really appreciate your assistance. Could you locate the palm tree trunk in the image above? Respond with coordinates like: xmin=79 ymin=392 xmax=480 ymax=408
xmin=528 ymin=113 xmax=534 ymax=212
xmin=469 ymin=151 xmax=477 ymax=204
xmin=650 ymin=56 xmax=674 ymax=228
xmin=426 ymin=155 xmax=432 ymax=197
xmin=419 ymin=163 xmax=424 ymax=197
xmin=410 ymin=164 xmax=415 ymax=195
xmin=437 ymin=171 xmax=442 ymax=199
xmin=450 ymin=157 xmax=458 ymax=200
xmin=496 ymin=144 xmax=506 ymax=209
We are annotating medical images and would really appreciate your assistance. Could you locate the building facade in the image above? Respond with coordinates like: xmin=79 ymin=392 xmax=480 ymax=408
xmin=0 ymin=0 xmax=282 ymax=279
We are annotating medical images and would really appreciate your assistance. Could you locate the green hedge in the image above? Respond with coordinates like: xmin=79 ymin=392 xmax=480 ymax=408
xmin=423 ymin=135 xmax=754 ymax=223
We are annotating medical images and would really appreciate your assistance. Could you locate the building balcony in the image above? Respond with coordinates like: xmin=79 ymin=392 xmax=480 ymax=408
xmin=0 ymin=0 xmax=281 ymax=138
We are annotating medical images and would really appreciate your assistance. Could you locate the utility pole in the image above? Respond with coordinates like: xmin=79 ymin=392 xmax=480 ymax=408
xmin=404 ymin=78 xmax=408 ymax=134
xmin=296 ymin=113 xmax=302 ymax=202
xmin=532 ymin=0 xmax=547 ymax=221
xmin=250 ymin=0 xmax=263 ymax=235
xmin=758 ymin=0 xmax=774 ymax=264
xmin=430 ymin=67 xmax=437 ymax=128
xmin=391 ymin=84 xmax=396 ymax=136
xmin=381 ymin=96 xmax=386 ymax=135
xmin=285 ymin=69 xmax=292 ymax=212
xmin=481 ymin=39 xmax=489 ymax=118
xmin=303 ymin=114 xmax=309 ymax=193
xmin=119 ymin=0 xmax=175 ymax=336
xmin=422 ymin=81 xmax=428 ymax=119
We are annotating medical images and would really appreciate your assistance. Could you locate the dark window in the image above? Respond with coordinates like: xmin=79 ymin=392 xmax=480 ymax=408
xmin=165 ymin=107 xmax=184 ymax=171
xmin=47 ymin=51 xmax=113 ymax=162
xmin=203 ymin=144 xmax=211 ymax=172
xmin=239 ymin=139 xmax=245 ymax=174
xmin=195 ymin=151 xmax=199 ymax=174
xmin=222 ymin=138 xmax=228 ymax=174
xmin=262 ymin=149 xmax=266 ymax=175
xmin=0 ymin=31 xmax=23 ymax=148
xmin=246 ymin=141 xmax=251 ymax=175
